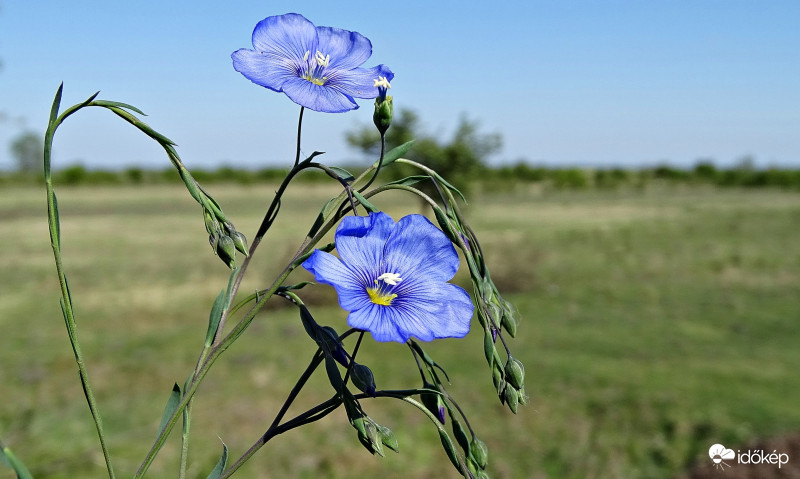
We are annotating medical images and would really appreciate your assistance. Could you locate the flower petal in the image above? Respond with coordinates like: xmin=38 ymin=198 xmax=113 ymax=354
xmin=302 ymin=250 xmax=372 ymax=311
xmin=347 ymin=303 xmax=405 ymax=342
xmin=334 ymin=212 xmax=396 ymax=280
xmin=280 ymin=77 xmax=359 ymax=112
xmin=382 ymin=214 xmax=460 ymax=283
xmin=232 ymin=49 xmax=297 ymax=92
xmin=392 ymin=281 xmax=474 ymax=340
xmin=316 ymin=26 xmax=372 ymax=71
xmin=327 ymin=65 xmax=395 ymax=100
xmin=251 ymin=13 xmax=317 ymax=64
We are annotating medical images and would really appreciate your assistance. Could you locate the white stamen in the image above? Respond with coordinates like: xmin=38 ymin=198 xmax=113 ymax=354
xmin=373 ymin=76 xmax=392 ymax=89
xmin=314 ymin=51 xmax=330 ymax=67
xmin=303 ymin=50 xmax=310 ymax=62
xmin=377 ymin=272 xmax=402 ymax=286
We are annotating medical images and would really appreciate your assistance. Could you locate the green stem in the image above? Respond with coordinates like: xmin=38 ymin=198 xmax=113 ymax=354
xmin=43 ymin=86 xmax=116 ymax=479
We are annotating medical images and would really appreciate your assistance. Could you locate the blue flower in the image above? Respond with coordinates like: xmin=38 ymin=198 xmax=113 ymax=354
xmin=232 ymin=13 xmax=394 ymax=113
xmin=302 ymin=212 xmax=474 ymax=343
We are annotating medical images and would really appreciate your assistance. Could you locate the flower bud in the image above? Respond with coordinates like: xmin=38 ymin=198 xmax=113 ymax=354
xmin=503 ymin=385 xmax=519 ymax=414
xmin=504 ymin=356 xmax=525 ymax=390
xmin=372 ymin=76 xmax=393 ymax=134
xmin=470 ymin=438 xmax=489 ymax=469
xmin=215 ymin=234 xmax=236 ymax=268
xmin=229 ymin=230 xmax=249 ymax=256
xmin=351 ymin=363 xmax=376 ymax=397
xmin=376 ymin=424 xmax=399 ymax=453
xmin=373 ymin=96 xmax=393 ymax=134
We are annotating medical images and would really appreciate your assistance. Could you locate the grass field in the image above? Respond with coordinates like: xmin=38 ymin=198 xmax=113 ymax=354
xmin=1 ymin=181 xmax=799 ymax=478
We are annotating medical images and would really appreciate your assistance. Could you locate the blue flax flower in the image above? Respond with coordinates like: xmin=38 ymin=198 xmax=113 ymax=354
xmin=232 ymin=13 xmax=394 ymax=113
xmin=303 ymin=212 xmax=474 ymax=343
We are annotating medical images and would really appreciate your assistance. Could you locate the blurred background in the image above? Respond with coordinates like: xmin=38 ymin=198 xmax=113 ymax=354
xmin=1 ymin=1 xmax=799 ymax=478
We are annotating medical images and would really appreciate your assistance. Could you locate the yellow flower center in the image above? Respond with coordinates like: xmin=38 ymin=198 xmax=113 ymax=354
xmin=367 ymin=288 xmax=397 ymax=306
xmin=366 ymin=272 xmax=402 ymax=306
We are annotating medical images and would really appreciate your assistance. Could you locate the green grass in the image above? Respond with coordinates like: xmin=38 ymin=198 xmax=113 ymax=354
xmin=1 ymin=182 xmax=799 ymax=478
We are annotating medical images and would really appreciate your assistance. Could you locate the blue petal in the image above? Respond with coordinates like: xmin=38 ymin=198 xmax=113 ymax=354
xmin=348 ymin=280 xmax=473 ymax=343
xmin=335 ymin=212 xmax=395 ymax=280
xmin=302 ymin=250 xmax=371 ymax=311
xmin=327 ymin=65 xmax=394 ymax=100
xmin=347 ymin=303 xmax=406 ymax=342
xmin=392 ymin=281 xmax=473 ymax=341
xmin=251 ymin=14 xmax=317 ymax=65
xmin=281 ymin=77 xmax=358 ymax=112
xmin=232 ymin=49 xmax=297 ymax=92
xmin=316 ymin=26 xmax=372 ymax=71
xmin=382 ymin=214 xmax=459 ymax=283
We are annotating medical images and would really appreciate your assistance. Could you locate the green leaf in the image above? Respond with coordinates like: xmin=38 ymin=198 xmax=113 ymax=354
xmin=433 ymin=205 xmax=459 ymax=243
xmin=439 ymin=430 xmax=461 ymax=471
xmin=328 ymin=166 xmax=355 ymax=183
xmin=376 ymin=140 xmax=414 ymax=167
xmin=351 ymin=191 xmax=379 ymax=213
xmin=157 ymin=383 xmax=182 ymax=437
xmin=432 ymin=171 xmax=467 ymax=203
xmin=1 ymin=442 xmax=34 ymax=479
xmin=307 ymin=197 xmax=337 ymax=238
xmin=450 ymin=415 xmax=471 ymax=454
xmin=48 ymin=83 xmax=64 ymax=127
xmin=206 ymin=442 xmax=228 ymax=479
xmin=382 ymin=175 xmax=430 ymax=188
xmin=204 ymin=290 xmax=226 ymax=347
xmin=91 ymin=99 xmax=146 ymax=116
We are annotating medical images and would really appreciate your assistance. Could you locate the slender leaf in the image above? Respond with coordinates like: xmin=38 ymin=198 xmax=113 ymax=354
xmin=205 ymin=290 xmax=226 ymax=347
xmin=90 ymin=99 xmax=147 ymax=116
xmin=328 ymin=166 xmax=355 ymax=183
xmin=1 ymin=443 xmax=33 ymax=479
xmin=376 ymin=140 xmax=414 ymax=167
xmin=205 ymin=443 xmax=228 ymax=479
xmin=382 ymin=175 xmax=429 ymax=188
xmin=157 ymin=383 xmax=182 ymax=437
xmin=352 ymin=191 xmax=379 ymax=213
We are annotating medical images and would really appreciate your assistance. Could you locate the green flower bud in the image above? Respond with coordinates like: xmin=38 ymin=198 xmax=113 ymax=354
xmin=372 ymin=76 xmax=393 ymax=134
xmin=229 ymin=230 xmax=249 ymax=256
xmin=470 ymin=438 xmax=489 ymax=469
xmin=373 ymin=95 xmax=393 ymax=134
xmin=376 ymin=424 xmax=399 ymax=453
xmin=503 ymin=385 xmax=519 ymax=414
xmin=492 ymin=364 xmax=504 ymax=394
xmin=504 ymin=356 xmax=525 ymax=390
xmin=501 ymin=300 xmax=518 ymax=337
xmin=215 ymin=234 xmax=236 ymax=268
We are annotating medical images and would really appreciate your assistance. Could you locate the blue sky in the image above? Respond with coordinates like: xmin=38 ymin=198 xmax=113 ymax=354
xmin=1 ymin=0 xmax=798 ymax=170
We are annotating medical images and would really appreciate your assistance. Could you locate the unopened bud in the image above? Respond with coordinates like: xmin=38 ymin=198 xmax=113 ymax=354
xmin=376 ymin=424 xmax=399 ymax=453
xmin=504 ymin=356 xmax=525 ymax=390
xmin=351 ymin=363 xmax=376 ymax=397
xmin=503 ymin=385 xmax=519 ymax=414
xmin=215 ymin=234 xmax=237 ymax=268
xmin=470 ymin=438 xmax=489 ymax=469
xmin=373 ymin=96 xmax=393 ymax=135
xmin=229 ymin=230 xmax=249 ymax=256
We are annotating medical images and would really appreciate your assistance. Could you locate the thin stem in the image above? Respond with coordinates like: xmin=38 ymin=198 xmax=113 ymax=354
xmin=178 ymin=399 xmax=192 ymax=479
xmin=43 ymin=89 xmax=116 ymax=479
xmin=341 ymin=332 xmax=365 ymax=386
xmin=293 ymin=106 xmax=304 ymax=167
xmin=358 ymin=132 xmax=386 ymax=193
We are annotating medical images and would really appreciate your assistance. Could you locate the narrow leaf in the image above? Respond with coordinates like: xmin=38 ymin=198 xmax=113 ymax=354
xmin=48 ymin=83 xmax=64 ymax=126
xmin=383 ymin=175 xmax=429 ymax=188
xmin=91 ymin=99 xmax=147 ymax=115
xmin=206 ymin=442 xmax=228 ymax=479
xmin=1 ymin=443 xmax=33 ymax=479
xmin=328 ymin=166 xmax=355 ymax=183
xmin=376 ymin=140 xmax=414 ymax=167
xmin=157 ymin=383 xmax=182 ymax=437
xmin=307 ymin=197 xmax=337 ymax=238
xmin=351 ymin=191 xmax=379 ymax=213
xmin=204 ymin=290 xmax=226 ymax=347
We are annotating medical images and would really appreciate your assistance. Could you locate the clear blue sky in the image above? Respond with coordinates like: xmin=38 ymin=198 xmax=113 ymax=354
xmin=1 ymin=0 xmax=798 ymax=170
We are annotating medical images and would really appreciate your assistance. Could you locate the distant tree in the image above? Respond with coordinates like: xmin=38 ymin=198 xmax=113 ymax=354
xmin=10 ymin=131 xmax=43 ymax=173
xmin=345 ymin=108 xmax=502 ymax=195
